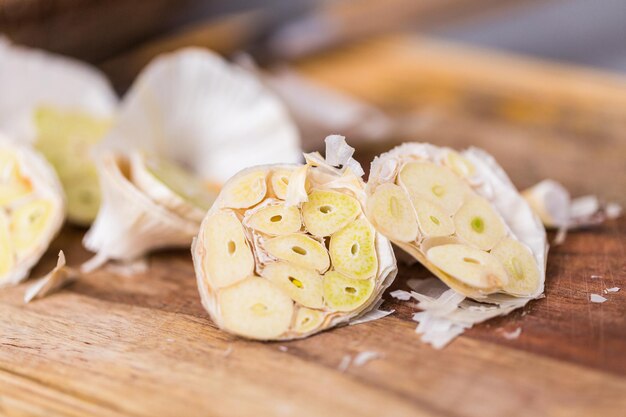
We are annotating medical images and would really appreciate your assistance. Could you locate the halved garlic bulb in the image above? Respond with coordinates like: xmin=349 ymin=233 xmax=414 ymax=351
xmin=0 ymin=135 xmax=65 ymax=287
xmin=366 ymin=143 xmax=547 ymax=300
xmin=84 ymin=48 xmax=302 ymax=266
xmin=192 ymin=136 xmax=396 ymax=340
xmin=0 ymin=37 xmax=118 ymax=225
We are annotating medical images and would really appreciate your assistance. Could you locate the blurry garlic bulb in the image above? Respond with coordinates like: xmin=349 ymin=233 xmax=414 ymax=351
xmin=192 ymin=136 xmax=396 ymax=340
xmin=85 ymin=48 xmax=301 ymax=266
xmin=0 ymin=37 xmax=118 ymax=225
xmin=0 ymin=135 xmax=65 ymax=287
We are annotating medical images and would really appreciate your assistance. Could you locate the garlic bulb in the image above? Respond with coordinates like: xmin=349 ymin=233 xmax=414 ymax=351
xmin=366 ymin=143 xmax=548 ymax=347
xmin=0 ymin=135 xmax=65 ymax=287
xmin=192 ymin=136 xmax=396 ymax=340
xmin=0 ymin=37 xmax=118 ymax=225
xmin=85 ymin=48 xmax=302 ymax=265
xmin=367 ymin=143 xmax=547 ymax=300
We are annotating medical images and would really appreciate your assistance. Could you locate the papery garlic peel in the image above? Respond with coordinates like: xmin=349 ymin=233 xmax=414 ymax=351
xmin=192 ymin=141 xmax=397 ymax=340
xmin=0 ymin=135 xmax=65 ymax=286
xmin=366 ymin=143 xmax=547 ymax=300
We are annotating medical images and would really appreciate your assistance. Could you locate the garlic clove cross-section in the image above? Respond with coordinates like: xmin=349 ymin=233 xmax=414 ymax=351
xmin=0 ymin=135 xmax=65 ymax=287
xmin=192 ymin=136 xmax=397 ymax=340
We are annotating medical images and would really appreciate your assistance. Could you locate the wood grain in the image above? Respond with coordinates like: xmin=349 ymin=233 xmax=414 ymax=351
xmin=1 ymin=35 xmax=625 ymax=416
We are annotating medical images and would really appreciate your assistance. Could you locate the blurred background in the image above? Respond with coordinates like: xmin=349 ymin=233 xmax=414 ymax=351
xmin=1 ymin=0 xmax=625 ymax=200
xmin=2 ymin=0 xmax=625 ymax=85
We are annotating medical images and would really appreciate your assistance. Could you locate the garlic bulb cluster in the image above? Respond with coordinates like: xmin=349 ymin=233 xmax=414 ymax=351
xmin=0 ymin=37 xmax=118 ymax=225
xmin=0 ymin=135 xmax=65 ymax=287
xmin=84 ymin=48 xmax=302 ymax=267
xmin=192 ymin=137 xmax=396 ymax=340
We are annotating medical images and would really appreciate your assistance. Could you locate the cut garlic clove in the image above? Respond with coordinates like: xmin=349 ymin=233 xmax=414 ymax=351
xmin=0 ymin=211 xmax=15 ymax=277
xmin=262 ymin=262 xmax=324 ymax=309
xmin=323 ymin=271 xmax=374 ymax=312
xmin=329 ymin=218 xmax=378 ymax=280
xmin=130 ymin=152 xmax=216 ymax=223
xmin=10 ymin=199 xmax=55 ymax=257
xmin=491 ymin=237 xmax=541 ymax=297
xmin=82 ymin=153 xmax=199 ymax=268
xmin=454 ymin=196 xmax=507 ymax=250
xmin=293 ymin=307 xmax=325 ymax=334
xmin=264 ymin=233 xmax=329 ymax=273
xmin=427 ymin=244 xmax=508 ymax=291
xmin=366 ymin=182 xmax=418 ymax=242
xmin=193 ymin=136 xmax=397 ymax=340
xmin=34 ymin=107 xmax=111 ymax=225
xmin=219 ymin=169 xmax=268 ymax=209
xmin=203 ymin=210 xmax=254 ymax=289
xmin=245 ymin=203 xmax=302 ymax=236
xmin=0 ymin=149 xmax=33 ymax=205
xmin=218 ymin=277 xmax=294 ymax=340
xmin=398 ymin=161 xmax=467 ymax=215
xmin=270 ymin=169 xmax=293 ymax=200
xmin=0 ymin=135 xmax=65 ymax=287
xmin=443 ymin=150 xmax=476 ymax=179
xmin=412 ymin=197 xmax=455 ymax=238
xmin=302 ymin=189 xmax=360 ymax=237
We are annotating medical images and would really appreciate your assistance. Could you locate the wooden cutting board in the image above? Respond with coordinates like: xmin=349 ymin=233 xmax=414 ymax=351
xmin=1 ymin=35 xmax=625 ymax=417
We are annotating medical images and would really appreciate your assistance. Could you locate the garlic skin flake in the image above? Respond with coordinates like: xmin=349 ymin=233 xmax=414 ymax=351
xmin=101 ymin=48 xmax=301 ymax=184
xmin=192 ymin=136 xmax=397 ymax=341
xmin=24 ymin=251 xmax=78 ymax=303
xmin=0 ymin=135 xmax=65 ymax=287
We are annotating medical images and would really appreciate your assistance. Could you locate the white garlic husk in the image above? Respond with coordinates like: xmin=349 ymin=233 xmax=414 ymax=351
xmin=0 ymin=37 xmax=118 ymax=225
xmin=82 ymin=153 xmax=199 ymax=270
xmin=192 ymin=136 xmax=396 ymax=340
xmin=0 ymin=134 xmax=65 ymax=287
xmin=85 ymin=48 xmax=302 ymax=265
xmin=100 ymin=48 xmax=301 ymax=183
